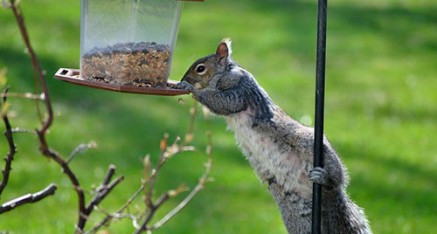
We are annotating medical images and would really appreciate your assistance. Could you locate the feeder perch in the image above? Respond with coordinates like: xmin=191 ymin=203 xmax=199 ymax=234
xmin=55 ymin=0 xmax=203 ymax=96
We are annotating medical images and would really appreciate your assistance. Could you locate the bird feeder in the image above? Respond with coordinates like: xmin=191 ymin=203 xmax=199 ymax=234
xmin=55 ymin=0 xmax=203 ymax=96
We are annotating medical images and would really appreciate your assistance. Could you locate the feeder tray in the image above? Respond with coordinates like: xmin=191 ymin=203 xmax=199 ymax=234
xmin=54 ymin=68 xmax=189 ymax=96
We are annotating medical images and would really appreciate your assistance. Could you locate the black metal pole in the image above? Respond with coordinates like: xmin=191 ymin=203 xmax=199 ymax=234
xmin=312 ymin=0 xmax=328 ymax=233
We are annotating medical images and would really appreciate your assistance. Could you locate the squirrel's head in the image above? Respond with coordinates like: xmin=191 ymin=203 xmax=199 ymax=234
xmin=181 ymin=38 xmax=232 ymax=89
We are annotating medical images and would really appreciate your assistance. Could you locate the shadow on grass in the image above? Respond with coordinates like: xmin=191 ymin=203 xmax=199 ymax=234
xmin=223 ymin=0 xmax=437 ymax=56
xmin=335 ymin=141 xmax=437 ymax=218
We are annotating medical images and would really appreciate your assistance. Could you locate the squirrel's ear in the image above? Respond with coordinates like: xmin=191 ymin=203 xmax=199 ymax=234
xmin=216 ymin=38 xmax=232 ymax=60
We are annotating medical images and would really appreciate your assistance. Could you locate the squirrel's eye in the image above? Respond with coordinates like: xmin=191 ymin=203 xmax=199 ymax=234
xmin=194 ymin=63 xmax=207 ymax=75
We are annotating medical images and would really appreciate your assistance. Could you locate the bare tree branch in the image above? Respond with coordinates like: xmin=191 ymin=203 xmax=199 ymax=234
xmin=7 ymin=2 xmax=124 ymax=233
xmin=4 ymin=2 xmax=210 ymax=233
xmin=8 ymin=0 xmax=52 ymax=128
xmin=84 ymin=165 xmax=124 ymax=215
xmin=151 ymin=155 xmax=213 ymax=231
xmin=135 ymin=104 xmax=214 ymax=234
xmin=87 ymin=182 xmax=147 ymax=233
xmin=150 ymin=107 xmax=214 ymax=231
xmin=88 ymin=102 xmax=214 ymax=234
xmin=135 ymin=193 xmax=171 ymax=234
xmin=36 ymin=140 xmax=88 ymax=233
xmin=0 ymin=88 xmax=17 ymax=196
xmin=0 ymin=183 xmax=57 ymax=214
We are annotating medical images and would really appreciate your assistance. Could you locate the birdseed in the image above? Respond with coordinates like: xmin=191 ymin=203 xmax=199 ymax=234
xmin=81 ymin=42 xmax=171 ymax=87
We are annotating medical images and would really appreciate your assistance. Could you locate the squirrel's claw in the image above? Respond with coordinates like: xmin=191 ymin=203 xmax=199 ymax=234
xmin=309 ymin=167 xmax=329 ymax=186
xmin=175 ymin=81 xmax=194 ymax=92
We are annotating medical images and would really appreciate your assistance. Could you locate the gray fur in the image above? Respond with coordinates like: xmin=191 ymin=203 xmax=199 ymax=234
xmin=177 ymin=39 xmax=371 ymax=234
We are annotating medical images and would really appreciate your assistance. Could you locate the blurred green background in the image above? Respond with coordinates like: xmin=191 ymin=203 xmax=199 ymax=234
xmin=1 ymin=0 xmax=436 ymax=233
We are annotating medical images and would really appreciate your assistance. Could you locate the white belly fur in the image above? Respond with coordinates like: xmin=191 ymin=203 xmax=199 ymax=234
xmin=225 ymin=111 xmax=313 ymax=199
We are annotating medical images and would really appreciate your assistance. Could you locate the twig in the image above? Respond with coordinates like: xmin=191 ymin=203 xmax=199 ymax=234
xmin=183 ymin=101 xmax=198 ymax=144
xmin=137 ymin=104 xmax=214 ymax=233
xmin=87 ymin=183 xmax=147 ymax=233
xmin=8 ymin=0 xmax=52 ymax=130
xmin=151 ymin=158 xmax=213 ymax=230
xmin=84 ymin=165 xmax=124 ymax=215
xmin=11 ymin=128 xmax=35 ymax=134
xmin=76 ymin=166 xmax=124 ymax=233
xmin=67 ymin=141 xmax=97 ymax=164
xmin=143 ymin=135 xmax=171 ymax=207
xmin=0 ymin=183 xmax=57 ymax=213
xmin=89 ymin=102 xmax=213 ymax=233
xmin=135 ymin=193 xmax=171 ymax=234
xmin=1 ymin=92 xmax=45 ymax=101
xmin=86 ymin=142 xmax=181 ymax=234
xmin=37 ymin=139 xmax=87 ymax=233
xmin=0 ymin=88 xmax=17 ymax=196
xmin=151 ymin=110 xmax=214 ymax=230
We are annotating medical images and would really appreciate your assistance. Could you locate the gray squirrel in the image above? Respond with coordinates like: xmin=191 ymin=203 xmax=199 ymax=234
xmin=176 ymin=39 xmax=372 ymax=234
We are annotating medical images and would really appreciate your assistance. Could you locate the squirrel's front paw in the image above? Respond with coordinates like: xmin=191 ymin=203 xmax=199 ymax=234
xmin=175 ymin=81 xmax=194 ymax=92
xmin=309 ymin=167 xmax=330 ymax=186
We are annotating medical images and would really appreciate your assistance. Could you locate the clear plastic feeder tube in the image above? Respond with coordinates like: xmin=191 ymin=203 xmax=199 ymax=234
xmin=80 ymin=0 xmax=183 ymax=86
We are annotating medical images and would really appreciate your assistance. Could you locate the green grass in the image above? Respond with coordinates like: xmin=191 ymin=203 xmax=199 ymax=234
xmin=1 ymin=0 xmax=437 ymax=233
